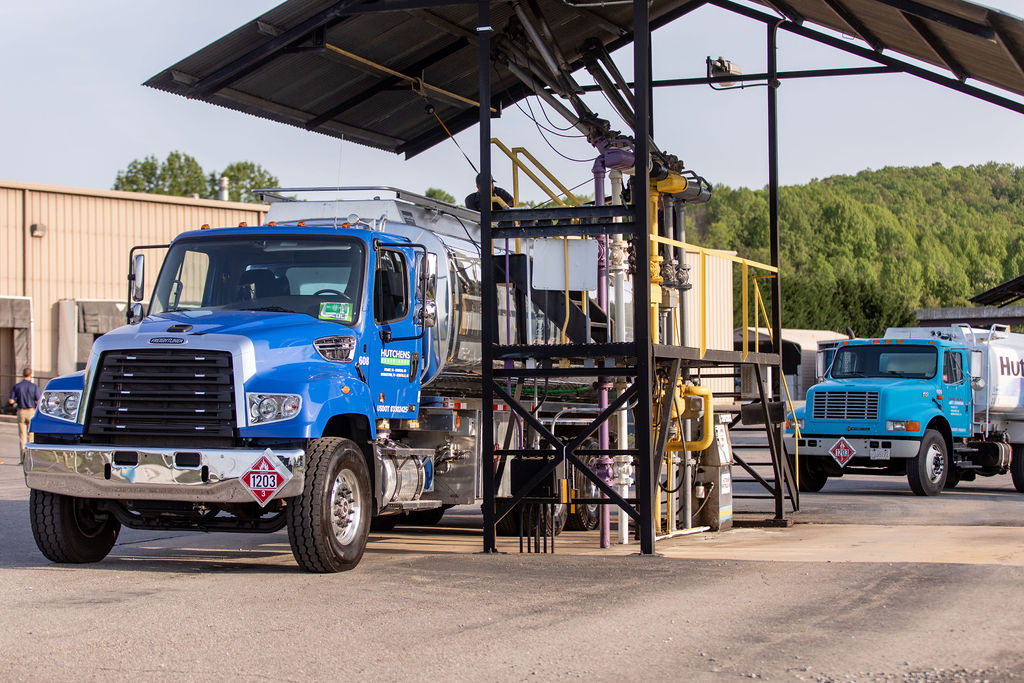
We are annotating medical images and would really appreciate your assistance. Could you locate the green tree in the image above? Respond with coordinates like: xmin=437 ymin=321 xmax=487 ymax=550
xmin=210 ymin=161 xmax=279 ymax=203
xmin=114 ymin=152 xmax=277 ymax=203
xmin=158 ymin=151 xmax=208 ymax=198
xmin=425 ymin=187 xmax=457 ymax=204
xmin=112 ymin=155 xmax=160 ymax=194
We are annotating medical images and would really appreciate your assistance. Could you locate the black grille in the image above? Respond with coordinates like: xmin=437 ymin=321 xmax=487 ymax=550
xmin=87 ymin=349 xmax=236 ymax=438
xmin=812 ymin=391 xmax=879 ymax=421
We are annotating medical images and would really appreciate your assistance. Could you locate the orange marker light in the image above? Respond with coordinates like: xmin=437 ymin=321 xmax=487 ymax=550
xmin=238 ymin=221 xmax=248 ymax=227
xmin=200 ymin=224 xmax=210 ymax=230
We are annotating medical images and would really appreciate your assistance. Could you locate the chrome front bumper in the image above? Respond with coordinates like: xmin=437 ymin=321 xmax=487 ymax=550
xmin=23 ymin=444 xmax=305 ymax=503
xmin=783 ymin=435 xmax=920 ymax=460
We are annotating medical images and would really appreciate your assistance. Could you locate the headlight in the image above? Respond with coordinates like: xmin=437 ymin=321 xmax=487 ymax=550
xmin=247 ymin=393 xmax=302 ymax=425
xmin=886 ymin=420 xmax=920 ymax=432
xmin=39 ymin=390 xmax=83 ymax=423
xmin=314 ymin=335 xmax=357 ymax=362
xmin=785 ymin=417 xmax=804 ymax=431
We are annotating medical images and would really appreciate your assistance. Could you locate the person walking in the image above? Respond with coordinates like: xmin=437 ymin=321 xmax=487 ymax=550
xmin=8 ymin=367 xmax=42 ymax=464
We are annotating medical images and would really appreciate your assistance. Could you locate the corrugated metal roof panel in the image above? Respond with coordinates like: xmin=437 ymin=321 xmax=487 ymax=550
xmin=145 ymin=0 xmax=1024 ymax=157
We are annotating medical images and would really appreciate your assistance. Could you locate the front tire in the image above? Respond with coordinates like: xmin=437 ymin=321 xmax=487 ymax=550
xmin=1011 ymin=445 xmax=1024 ymax=493
xmin=29 ymin=490 xmax=120 ymax=563
xmin=907 ymin=429 xmax=948 ymax=496
xmin=287 ymin=437 xmax=371 ymax=573
xmin=797 ymin=455 xmax=829 ymax=493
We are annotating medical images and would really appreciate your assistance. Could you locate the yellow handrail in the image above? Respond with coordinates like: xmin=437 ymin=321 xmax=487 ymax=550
xmin=490 ymin=138 xmax=582 ymax=207
xmin=751 ymin=276 xmax=802 ymax=488
xmin=649 ymin=234 xmax=777 ymax=360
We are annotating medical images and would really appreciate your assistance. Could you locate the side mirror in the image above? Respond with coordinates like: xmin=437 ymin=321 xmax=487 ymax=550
xmin=420 ymin=300 xmax=437 ymax=329
xmin=969 ymin=349 xmax=985 ymax=391
xmin=131 ymin=253 xmax=146 ymax=302
xmin=128 ymin=303 xmax=144 ymax=325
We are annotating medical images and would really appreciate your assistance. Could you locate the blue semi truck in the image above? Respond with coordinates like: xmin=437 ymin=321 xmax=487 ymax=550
xmin=785 ymin=324 xmax=1024 ymax=496
xmin=23 ymin=188 xmax=601 ymax=572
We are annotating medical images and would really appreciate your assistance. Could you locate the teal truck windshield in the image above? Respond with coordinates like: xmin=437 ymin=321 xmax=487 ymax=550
xmin=831 ymin=345 xmax=938 ymax=379
xmin=149 ymin=236 xmax=366 ymax=323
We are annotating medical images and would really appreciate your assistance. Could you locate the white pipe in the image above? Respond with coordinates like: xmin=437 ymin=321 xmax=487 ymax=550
xmin=610 ymin=169 xmax=631 ymax=546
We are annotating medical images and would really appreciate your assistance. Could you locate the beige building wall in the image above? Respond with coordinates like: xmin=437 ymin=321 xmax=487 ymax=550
xmin=0 ymin=180 xmax=267 ymax=386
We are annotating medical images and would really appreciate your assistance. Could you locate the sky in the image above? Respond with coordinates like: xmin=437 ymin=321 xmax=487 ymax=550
xmin=2 ymin=0 xmax=1024 ymax=203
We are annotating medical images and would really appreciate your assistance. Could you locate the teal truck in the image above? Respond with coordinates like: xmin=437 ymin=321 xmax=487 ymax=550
xmin=785 ymin=324 xmax=1024 ymax=495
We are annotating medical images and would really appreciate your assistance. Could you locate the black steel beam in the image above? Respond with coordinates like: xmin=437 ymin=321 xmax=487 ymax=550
xmin=902 ymin=12 xmax=968 ymax=82
xmin=400 ymin=0 xmax=712 ymax=159
xmin=760 ymin=0 xmax=805 ymax=25
xmin=708 ymin=0 xmax=1024 ymax=117
xmin=767 ymin=21 xmax=790 ymax=519
xmin=821 ymin=0 xmax=885 ymax=52
xmin=396 ymin=80 xmax=534 ymax=157
xmin=632 ymin=0 xmax=656 ymax=556
xmin=192 ymin=0 xmax=364 ymax=98
xmin=579 ymin=64 xmax=902 ymax=93
xmin=630 ymin=65 xmax=898 ymax=89
xmin=495 ymin=205 xmax=633 ymax=221
xmin=493 ymin=367 xmax=639 ymax=378
xmin=491 ymin=382 xmax=643 ymax=524
xmin=478 ymin=0 xmax=498 ymax=555
xmin=305 ymin=38 xmax=468 ymax=131
xmin=492 ymin=222 xmax=639 ymax=239
xmin=492 ymin=341 xmax=637 ymax=360
xmin=653 ymin=344 xmax=780 ymax=366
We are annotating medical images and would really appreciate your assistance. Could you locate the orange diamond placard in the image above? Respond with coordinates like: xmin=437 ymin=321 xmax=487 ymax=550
xmin=240 ymin=451 xmax=292 ymax=506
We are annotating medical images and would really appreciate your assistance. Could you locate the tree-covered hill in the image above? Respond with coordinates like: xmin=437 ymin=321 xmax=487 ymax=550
xmin=686 ymin=162 xmax=1024 ymax=336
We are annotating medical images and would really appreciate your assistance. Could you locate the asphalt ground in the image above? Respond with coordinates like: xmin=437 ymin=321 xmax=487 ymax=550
xmin=2 ymin=419 xmax=1023 ymax=681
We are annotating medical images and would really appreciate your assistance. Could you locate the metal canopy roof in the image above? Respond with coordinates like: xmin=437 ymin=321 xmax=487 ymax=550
xmin=969 ymin=273 xmax=1024 ymax=307
xmin=145 ymin=0 xmax=1024 ymax=158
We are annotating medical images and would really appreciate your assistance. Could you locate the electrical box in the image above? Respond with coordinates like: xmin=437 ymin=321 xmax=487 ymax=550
xmin=694 ymin=422 xmax=733 ymax=531
xmin=740 ymin=364 xmax=771 ymax=400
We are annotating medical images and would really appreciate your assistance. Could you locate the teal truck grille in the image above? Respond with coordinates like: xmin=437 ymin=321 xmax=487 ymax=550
xmin=87 ymin=349 xmax=236 ymax=438
xmin=812 ymin=391 xmax=879 ymax=421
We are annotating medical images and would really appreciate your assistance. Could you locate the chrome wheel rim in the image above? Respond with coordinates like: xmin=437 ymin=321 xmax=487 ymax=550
xmin=330 ymin=468 xmax=362 ymax=545
xmin=925 ymin=444 xmax=945 ymax=484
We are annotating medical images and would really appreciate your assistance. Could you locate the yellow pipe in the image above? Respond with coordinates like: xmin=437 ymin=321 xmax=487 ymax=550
xmin=742 ymin=261 xmax=749 ymax=360
xmin=666 ymin=385 xmax=715 ymax=452
xmin=648 ymin=190 xmax=663 ymax=308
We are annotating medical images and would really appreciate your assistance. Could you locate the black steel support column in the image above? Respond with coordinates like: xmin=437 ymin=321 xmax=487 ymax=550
xmin=479 ymin=0 xmax=498 ymax=553
xmin=632 ymin=0 xmax=655 ymax=554
xmin=767 ymin=20 xmax=786 ymax=520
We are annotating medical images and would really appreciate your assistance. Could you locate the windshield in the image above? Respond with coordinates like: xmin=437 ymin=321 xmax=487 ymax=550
xmin=149 ymin=236 xmax=365 ymax=324
xmin=831 ymin=345 xmax=937 ymax=380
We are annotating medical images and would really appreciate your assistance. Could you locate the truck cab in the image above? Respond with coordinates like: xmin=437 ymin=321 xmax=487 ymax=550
xmin=785 ymin=332 xmax=982 ymax=496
